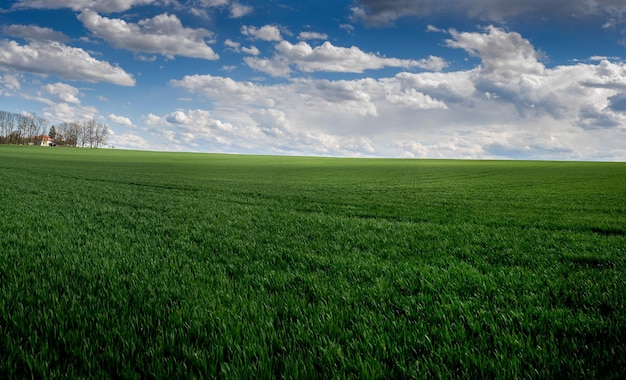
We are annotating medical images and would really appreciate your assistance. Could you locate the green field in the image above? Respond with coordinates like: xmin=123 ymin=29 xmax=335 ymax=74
xmin=1 ymin=146 xmax=625 ymax=378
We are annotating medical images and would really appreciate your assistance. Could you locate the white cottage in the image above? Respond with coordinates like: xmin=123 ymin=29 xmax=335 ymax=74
xmin=34 ymin=135 xmax=54 ymax=146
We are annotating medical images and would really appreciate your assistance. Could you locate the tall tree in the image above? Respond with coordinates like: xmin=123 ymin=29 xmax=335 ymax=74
xmin=5 ymin=112 xmax=16 ymax=144
xmin=70 ymin=122 xmax=82 ymax=147
xmin=0 ymin=111 xmax=8 ymax=144
xmin=32 ymin=115 xmax=48 ymax=144
xmin=94 ymin=122 xmax=109 ymax=148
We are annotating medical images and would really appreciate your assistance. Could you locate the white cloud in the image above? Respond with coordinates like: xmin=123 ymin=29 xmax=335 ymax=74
xmin=224 ymin=39 xmax=259 ymax=55
xmin=446 ymin=26 xmax=544 ymax=78
xmin=143 ymin=113 xmax=162 ymax=125
xmin=109 ymin=113 xmax=133 ymax=126
xmin=244 ymin=57 xmax=290 ymax=77
xmin=245 ymin=40 xmax=447 ymax=77
xmin=230 ymin=2 xmax=252 ymax=18
xmin=41 ymin=82 xmax=81 ymax=104
xmin=385 ymin=88 xmax=448 ymax=110
xmin=112 ymin=132 xmax=151 ymax=150
xmin=43 ymin=102 xmax=98 ymax=123
xmin=224 ymin=38 xmax=240 ymax=49
xmin=298 ymin=31 xmax=328 ymax=40
xmin=294 ymin=78 xmax=380 ymax=116
xmin=144 ymin=107 xmax=377 ymax=156
xmin=241 ymin=45 xmax=260 ymax=55
xmin=170 ymin=74 xmax=276 ymax=107
xmin=0 ymin=40 xmax=135 ymax=86
xmin=12 ymin=0 xmax=158 ymax=13
xmin=78 ymin=10 xmax=219 ymax=60
xmin=1 ymin=74 xmax=21 ymax=92
xmin=167 ymin=26 xmax=626 ymax=160
xmin=339 ymin=24 xmax=355 ymax=34
xmin=3 ymin=24 xmax=70 ymax=42
xmin=241 ymin=25 xmax=282 ymax=41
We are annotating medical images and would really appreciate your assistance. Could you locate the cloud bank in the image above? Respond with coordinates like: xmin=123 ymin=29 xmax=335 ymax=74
xmin=159 ymin=26 xmax=626 ymax=160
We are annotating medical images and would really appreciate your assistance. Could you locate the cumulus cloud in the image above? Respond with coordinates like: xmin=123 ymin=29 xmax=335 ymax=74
xmin=295 ymin=78 xmax=380 ymax=116
xmin=579 ymin=59 xmax=626 ymax=90
xmin=109 ymin=113 xmax=133 ymax=126
xmin=166 ymin=26 xmax=626 ymax=160
xmin=43 ymin=102 xmax=98 ymax=123
xmin=78 ymin=10 xmax=219 ymax=60
xmin=241 ymin=25 xmax=282 ymax=41
xmin=351 ymin=0 xmax=626 ymax=26
xmin=0 ymin=40 xmax=135 ymax=86
xmin=385 ymin=88 xmax=448 ymax=110
xmin=146 ymin=109 xmax=240 ymax=150
xmin=443 ymin=26 xmax=568 ymax=118
xmin=112 ymin=132 xmax=151 ymax=150
xmin=446 ymin=26 xmax=544 ymax=78
xmin=170 ymin=74 xmax=276 ymax=107
xmin=41 ymin=82 xmax=81 ymax=104
xmin=146 ymin=107 xmax=376 ymax=156
xmin=2 ymin=24 xmax=70 ymax=43
xmin=246 ymin=40 xmax=447 ymax=76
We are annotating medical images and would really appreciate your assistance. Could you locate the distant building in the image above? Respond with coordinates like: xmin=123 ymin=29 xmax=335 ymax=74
xmin=34 ymin=135 xmax=55 ymax=146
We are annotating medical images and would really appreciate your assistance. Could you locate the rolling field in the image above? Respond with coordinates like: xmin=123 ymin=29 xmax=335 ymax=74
xmin=1 ymin=146 xmax=625 ymax=378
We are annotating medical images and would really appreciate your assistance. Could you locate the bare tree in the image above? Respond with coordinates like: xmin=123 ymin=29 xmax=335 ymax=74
xmin=0 ymin=111 xmax=8 ymax=144
xmin=15 ymin=114 xmax=32 ymax=145
xmin=33 ymin=115 xmax=48 ymax=143
xmin=55 ymin=122 xmax=68 ymax=146
xmin=94 ymin=122 xmax=109 ymax=148
xmin=86 ymin=119 xmax=97 ymax=148
xmin=56 ymin=122 xmax=78 ymax=147
xmin=70 ymin=122 xmax=82 ymax=147
xmin=0 ymin=109 xmax=108 ymax=148
xmin=5 ymin=112 xmax=17 ymax=144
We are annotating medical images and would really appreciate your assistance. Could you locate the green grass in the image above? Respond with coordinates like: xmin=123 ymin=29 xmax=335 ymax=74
xmin=1 ymin=146 xmax=625 ymax=378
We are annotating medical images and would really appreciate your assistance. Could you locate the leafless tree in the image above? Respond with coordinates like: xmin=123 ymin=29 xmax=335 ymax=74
xmin=0 ymin=111 xmax=10 ymax=143
xmin=0 ymin=109 xmax=108 ymax=148
xmin=55 ymin=122 xmax=79 ymax=147
xmin=33 ymin=115 xmax=48 ymax=143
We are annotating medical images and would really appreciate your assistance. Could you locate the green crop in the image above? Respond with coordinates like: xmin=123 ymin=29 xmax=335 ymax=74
xmin=1 ymin=146 xmax=625 ymax=378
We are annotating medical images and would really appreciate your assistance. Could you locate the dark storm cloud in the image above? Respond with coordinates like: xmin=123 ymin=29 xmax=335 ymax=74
xmin=352 ymin=0 xmax=626 ymax=25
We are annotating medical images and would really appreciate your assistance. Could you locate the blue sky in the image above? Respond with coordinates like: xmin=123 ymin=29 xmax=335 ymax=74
xmin=1 ymin=0 xmax=625 ymax=160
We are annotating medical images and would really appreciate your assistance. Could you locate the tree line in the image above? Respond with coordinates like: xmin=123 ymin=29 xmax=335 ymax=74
xmin=0 ymin=110 xmax=110 ymax=148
